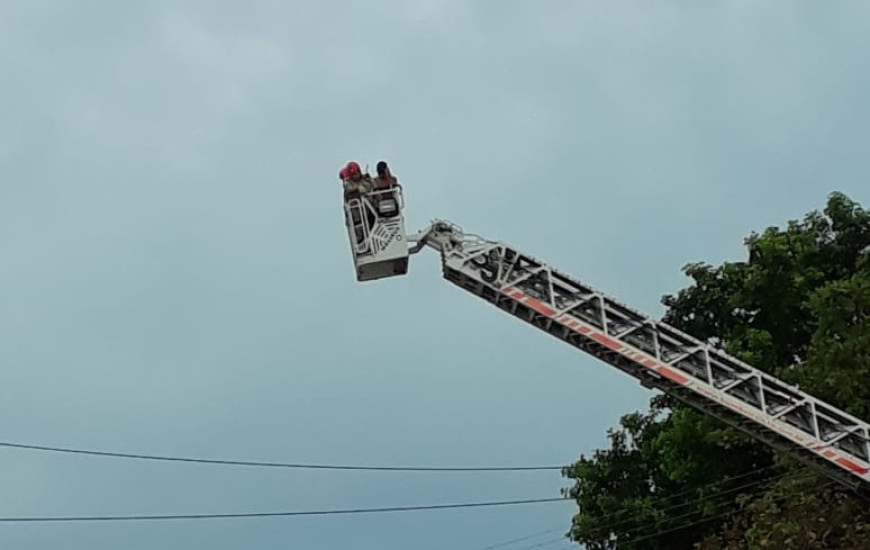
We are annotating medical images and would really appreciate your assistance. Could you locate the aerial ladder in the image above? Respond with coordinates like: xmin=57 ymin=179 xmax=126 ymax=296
xmin=341 ymin=164 xmax=870 ymax=497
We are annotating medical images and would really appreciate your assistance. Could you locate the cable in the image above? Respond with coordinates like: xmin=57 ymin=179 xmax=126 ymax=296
xmin=471 ymin=463 xmax=785 ymax=550
xmin=0 ymin=441 xmax=563 ymax=472
xmin=511 ymin=539 xmax=565 ymax=550
xmin=0 ymin=497 xmax=569 ymax=523
xmin=609 ymin=471 xmax=809 ymax=540
xmin=606 ymin=462 xmax=781 ymax=508
xmin=581 ymin=467 xmax=795 ymax=539
xmin=473 ymin=526 xmax=564 ymax=550
xmin=573 ymin=469 xmax=827 ymax=549
xmin=581 ymin=469 xmax=810 ymax=544
xmin=615 ymin=479 xmax=838 ymax=549
xmin=464 ymin=467 xmax=816 ymax=550
xmin=551 ymin=475 xmax=822 ymax=550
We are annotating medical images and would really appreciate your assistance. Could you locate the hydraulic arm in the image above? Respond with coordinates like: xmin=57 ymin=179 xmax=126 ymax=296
xmin=406 ymin=220 xmax=870 ymax=496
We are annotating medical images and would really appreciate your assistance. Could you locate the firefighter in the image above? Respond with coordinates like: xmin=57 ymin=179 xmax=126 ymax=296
xmin=372 ymin=160 xmax=398 ymax=191
xmin=339 ymin=161 xmax=370 ymax=198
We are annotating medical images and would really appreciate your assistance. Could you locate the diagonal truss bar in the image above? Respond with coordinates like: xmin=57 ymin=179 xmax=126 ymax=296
xmin=418 ymin=220 xmax=870 ymax=495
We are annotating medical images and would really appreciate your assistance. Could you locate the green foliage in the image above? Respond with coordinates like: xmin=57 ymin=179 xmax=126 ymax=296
xmin=779 ymin=264 xmax=870 ymax=418
xmin=562 ymin=192 xmax=870 ymax=549
xmin=561 ymin=400 xmax=775 ymax=550
xmin=696 ymin=469 xmax=869 ymax=550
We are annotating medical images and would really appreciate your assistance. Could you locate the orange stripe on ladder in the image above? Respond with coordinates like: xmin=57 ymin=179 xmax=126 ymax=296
xmin=525 ymin=298 xmax=555 ymax=317
xmin=836 ymin=457 xmax=868 ymax=474
xmin=658 ymin=367 xmax=688 ymax=385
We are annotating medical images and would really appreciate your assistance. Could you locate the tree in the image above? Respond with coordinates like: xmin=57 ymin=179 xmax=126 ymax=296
xmin=562 ymin=192 xmax=870 ymax=549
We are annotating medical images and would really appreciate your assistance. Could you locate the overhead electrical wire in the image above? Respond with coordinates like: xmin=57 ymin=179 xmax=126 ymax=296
xmin=613 ymin=479 xmax=838 ymax=548
xmin=0 ymin=496 xmax=569 ymax=523
xmin=591 ymin=472 xmax=807 ymax=541
xmin=581 ymin=467 xmax=799 ymax=540
xmin=499 ymin=475 xmax=835 ymax=550
xmin=552 ymin=462 xmax=787 ymax=543
xmin=474 ymin=526 xmax=564 ymax=550
xmin=0 ymin=441 xmax=564 ymax=471
xmin=469 ymin=464 xmax=808 ymax=550
xmin=2 ymin=439 xmax=835 ymax=545
xmin=506 ymin=538 xmax=565 ymax=550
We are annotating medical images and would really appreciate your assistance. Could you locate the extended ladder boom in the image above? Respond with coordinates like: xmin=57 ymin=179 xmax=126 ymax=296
xmin=408 ymin=220 xmax=870 ymax=495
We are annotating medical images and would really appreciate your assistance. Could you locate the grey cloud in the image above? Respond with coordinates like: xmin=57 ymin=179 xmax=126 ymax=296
xmin=0 ymin=2 xmax=868 ymax=549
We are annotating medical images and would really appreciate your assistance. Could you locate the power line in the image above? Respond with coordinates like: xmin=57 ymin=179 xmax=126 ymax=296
xmin=615 ymin=479 xmax=838 ymax=549
xmin=502 ymin=474 xmax=829 ymax=550
xmin=511 ymin=539 xmax=565 ymax=550
xmin=581 ymin=467 xmax=795 ymax=539
xmin=474 ymin=527 xmax=564 ymax=550
xmin=472 ymin=463 xmax=793 ymax=550
xmin=561 ymin=462 xmax=782 ymax=540
xmin=0 ymin=441 xmax=563 ymax=472
xmin=0 ymin=497 xmax=569 ymax=523
xmin=604 ymin=472 xmax=804 ymax=541
xmin=568 ymin=469 xmax=827 ymax=549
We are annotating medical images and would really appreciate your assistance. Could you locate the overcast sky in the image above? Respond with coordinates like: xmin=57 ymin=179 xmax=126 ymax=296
xmin=1 ymin=1 xmax=868 ymax=549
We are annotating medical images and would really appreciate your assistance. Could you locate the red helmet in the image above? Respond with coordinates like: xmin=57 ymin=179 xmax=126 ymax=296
xmin=339 ymin=161 xmax=360 ymax=180
xmin=339 ymin=161 xmax=362 ymax=180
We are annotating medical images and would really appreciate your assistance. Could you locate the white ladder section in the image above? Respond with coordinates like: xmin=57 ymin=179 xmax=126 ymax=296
xmin=412 ymin=220 xmax=870 ymax=495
